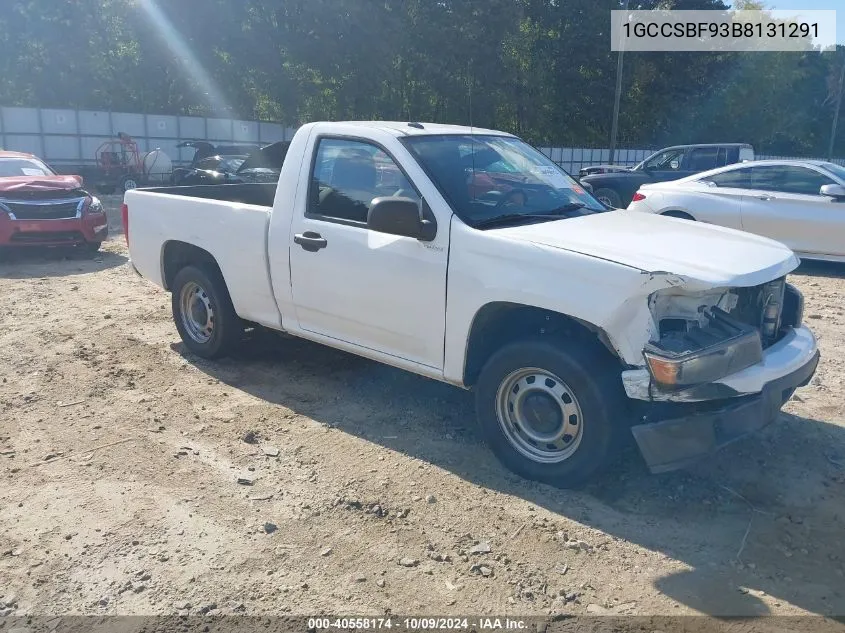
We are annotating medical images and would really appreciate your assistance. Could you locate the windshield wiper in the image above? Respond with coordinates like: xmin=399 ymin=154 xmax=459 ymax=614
xmin=545 ymin=202 xmax=587 ymax=214
xmin=472 ymin=202 xmax=587 ymax=229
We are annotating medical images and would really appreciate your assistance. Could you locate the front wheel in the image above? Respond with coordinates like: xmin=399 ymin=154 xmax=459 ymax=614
xmin=171 ymin=265 xmax=242 ymax=359
xmin=593 ymin=187 xmax=623 ymax=209
xmin=475 ymin=338 xmax=627 ymax=487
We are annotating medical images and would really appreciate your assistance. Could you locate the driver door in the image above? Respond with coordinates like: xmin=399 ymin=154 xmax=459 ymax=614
xmin=644 ymin=148 xmax=688 ymax=182
xmin=288 ymin=137 xmax=449 ymax=369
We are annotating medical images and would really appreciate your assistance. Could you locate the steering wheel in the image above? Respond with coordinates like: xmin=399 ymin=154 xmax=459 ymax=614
xmin=494 ymin=188 xmax=528 ymax=209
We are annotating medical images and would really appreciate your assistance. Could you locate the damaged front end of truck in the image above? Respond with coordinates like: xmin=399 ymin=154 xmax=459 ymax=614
xmin=618 ymin=273 xmax=819 ymax=473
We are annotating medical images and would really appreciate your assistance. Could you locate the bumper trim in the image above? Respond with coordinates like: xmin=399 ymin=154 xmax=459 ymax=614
xmin=623 ymin=325 xmax=818 ymax=402
xmin=631 ymin=349 xmax=819 ymax=474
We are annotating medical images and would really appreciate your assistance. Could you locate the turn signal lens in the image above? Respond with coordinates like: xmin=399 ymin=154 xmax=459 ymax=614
xmin=644 ymin=354 xmax=680 ymax=385
xmin=632 ymin=192 xmax=646 ymax=202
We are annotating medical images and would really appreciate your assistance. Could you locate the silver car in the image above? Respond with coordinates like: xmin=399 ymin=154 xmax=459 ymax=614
xmin=627 ymin=159 xmax=845 ymax=262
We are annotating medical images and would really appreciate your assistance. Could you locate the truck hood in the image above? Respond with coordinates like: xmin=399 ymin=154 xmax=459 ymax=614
xmin=0 ymin=175 xmax=84 ymax=193
xmin=582 ymin=164 xmax=633 ymax=174
xmin=492 ymin=210 xmax=798 ymax=288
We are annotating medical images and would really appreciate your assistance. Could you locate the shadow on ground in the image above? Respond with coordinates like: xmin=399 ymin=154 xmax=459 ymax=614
xmin=0 ymin=246 xmax=127 ymax=278
xmin=174 ymin=332 xmax=845 ymax=617
xmin=793 ymin=260 xmax=845 ymax=280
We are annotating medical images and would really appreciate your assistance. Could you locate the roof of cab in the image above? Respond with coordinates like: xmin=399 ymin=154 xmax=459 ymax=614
xmin=0 ymin=150 xmax=37 ymax=159
xmin=328 ymin=121 xmax=514 ymax=137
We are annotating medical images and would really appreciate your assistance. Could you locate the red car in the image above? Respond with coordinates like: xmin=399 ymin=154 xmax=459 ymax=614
xmin=0 ymin=151 xmax=108 ymax=251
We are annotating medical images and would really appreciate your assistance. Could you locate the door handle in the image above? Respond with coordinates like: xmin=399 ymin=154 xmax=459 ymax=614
xmin=293 ymin=231 xmax=327 ymax=252
xmin=754 ymin=195 xmax=775 ymax=201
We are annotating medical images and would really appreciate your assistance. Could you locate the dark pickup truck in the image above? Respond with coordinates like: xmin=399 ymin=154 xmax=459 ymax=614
xmin=579 ymin=143 xmax=754 ymax=208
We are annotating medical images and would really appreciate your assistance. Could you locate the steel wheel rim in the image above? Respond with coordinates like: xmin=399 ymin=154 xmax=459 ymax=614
xmin=124 ymin=179 xmax=138 ymax=190
xmin=179 ymin=281 xmax=214 ymax=344
xmin=597 ymin=194 xmax=613 ymax=207
xmin=495 ymin=367 xmax=584 ymax=463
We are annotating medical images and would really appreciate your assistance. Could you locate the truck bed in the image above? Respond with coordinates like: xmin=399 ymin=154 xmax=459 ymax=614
xmin=124 ymin=182 xmax=283 ymax=330
xmin=143 ymin=183 xmax=276 ymax=207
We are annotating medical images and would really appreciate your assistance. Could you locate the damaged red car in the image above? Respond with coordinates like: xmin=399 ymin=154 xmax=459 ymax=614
xmin=0 ymin=151 xmax=108 ymax=252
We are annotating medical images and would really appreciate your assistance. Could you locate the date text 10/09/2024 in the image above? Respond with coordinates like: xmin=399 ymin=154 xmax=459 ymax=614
xmin=308 ymin=618 xmax=531 ymax=631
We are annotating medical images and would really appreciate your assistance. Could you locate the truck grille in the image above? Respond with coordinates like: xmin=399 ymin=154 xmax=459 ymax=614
xmin=2 ymin=199 xmax=84 ymax=220
xmin=9 ymin=230 xmax=85 ymax=243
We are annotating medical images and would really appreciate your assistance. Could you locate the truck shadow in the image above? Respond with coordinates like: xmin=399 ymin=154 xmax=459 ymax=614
xmin=176 ymin=332 xmax=845 ymax=618
xmin=793 ymin=260 xmax=845 ymax=280
xmin=0 ymin=246 xmax=127 ymax=279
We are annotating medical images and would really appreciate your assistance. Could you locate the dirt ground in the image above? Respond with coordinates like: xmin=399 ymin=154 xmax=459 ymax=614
xmin=1 ymin=196 xmax=844 ymax=620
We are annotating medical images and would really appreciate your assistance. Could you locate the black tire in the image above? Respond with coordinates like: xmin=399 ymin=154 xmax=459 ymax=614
xmin=475 ymin=338 xmax=628 ymax=488
xmin=171 ymin=265 xmax=242 ymax=359
xmin=83 ymin=241 xmax=102 ymax=254
xmin=593 ymin=188 xmax=624 ymax=209
xmin=662 ymin=210 xmax=695 ymax=220
xmin=121 ymin=176 xmax=139 ymax=193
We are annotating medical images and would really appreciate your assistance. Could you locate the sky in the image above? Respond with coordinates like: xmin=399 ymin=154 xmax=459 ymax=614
xmin=751 ymin=1 xmax=844 ymax=45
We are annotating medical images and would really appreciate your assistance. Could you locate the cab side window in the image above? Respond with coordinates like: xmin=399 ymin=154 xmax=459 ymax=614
xmin=645 ymin=148 xmax=685 ymax=171
xmin=686 ymin=147 xmax=719 ymax=172
xmin=751 ymin=165 xmax=835 ymax=195
xmin=309 ymin=138 xmax=419 ymax=224
xmin=703 ymin=167 xmax=752 ymax=188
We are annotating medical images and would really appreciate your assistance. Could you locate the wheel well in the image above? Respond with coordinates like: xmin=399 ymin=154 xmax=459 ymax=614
xmin=161 ymin=241 xmax=222 ymax=291
xmin=463 ymin=302 xmax=622 ymax=387
xmin=661 ymin=210 xmax=695 ymax=220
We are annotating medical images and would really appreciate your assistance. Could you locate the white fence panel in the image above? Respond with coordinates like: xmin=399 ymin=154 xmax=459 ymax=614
xmin=78 ymin=110 xmax=111 ymax=136
xmin=5 ymin=106 xmax=843 ymax=169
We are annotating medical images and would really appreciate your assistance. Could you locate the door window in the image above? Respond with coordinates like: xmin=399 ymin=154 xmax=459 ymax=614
xmin=751 ymin=165 xmax=835 ymax=195
xmin=644 ymin=148 xmax=685 ymax=171
xmin=686 ymin=148 xmax=719 ymax=172
xmin=701 ymin=167 xmax=753 ymax=188
xmin=309 ymin=138 xmax=419 ymax=224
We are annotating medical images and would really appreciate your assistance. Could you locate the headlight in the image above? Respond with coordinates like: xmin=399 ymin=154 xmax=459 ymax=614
xmin=86 ymin=196 xmax=104 ymax=215
xmin=643 ymin=307 xmax=763 ymax=389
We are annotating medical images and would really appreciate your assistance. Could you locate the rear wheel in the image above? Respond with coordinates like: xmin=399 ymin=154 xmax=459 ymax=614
xmin=475 ymin=338 xmax=628 ymax=487
xmin=121 ymin=176 xmax=139 ymax=192
xmin=171 ymin=265 xmax=242 ymax=359
xmin=593 ymin=188 xmax=623 ymax=209
xmin=83 ymin=241 xmax=102 ymax=254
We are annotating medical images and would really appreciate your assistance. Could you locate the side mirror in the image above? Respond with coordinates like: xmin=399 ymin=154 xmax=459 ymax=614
xmin=820 ymin=184 xmax=845 ymax=201
xmin=367 ymin=197 xmax=436 ymax=241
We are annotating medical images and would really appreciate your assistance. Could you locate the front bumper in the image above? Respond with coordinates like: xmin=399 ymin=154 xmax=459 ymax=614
xmin=622 ymin=325 xmax=818 ymax=402
xmin=0 ymin=213 xmax=108 ymax=246
xmin=630 ymin=345 xmax=819 ymax=473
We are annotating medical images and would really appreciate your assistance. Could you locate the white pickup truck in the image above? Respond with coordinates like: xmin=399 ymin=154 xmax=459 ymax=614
xmin=123 ymin=121 xmax=819 ymax=486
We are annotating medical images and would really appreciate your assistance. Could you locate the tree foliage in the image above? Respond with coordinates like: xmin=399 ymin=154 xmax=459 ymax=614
xmin=0 ymin=0 xmax=842 ymax=154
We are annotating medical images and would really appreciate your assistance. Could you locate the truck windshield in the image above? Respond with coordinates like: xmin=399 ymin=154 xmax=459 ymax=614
xmin=0 ymin=157 xmax=55 ymax=177
xmin=402 ymin=135 xmax=605 ymax=227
